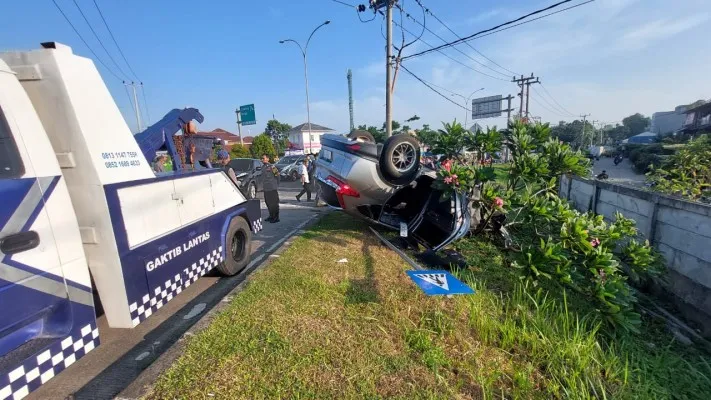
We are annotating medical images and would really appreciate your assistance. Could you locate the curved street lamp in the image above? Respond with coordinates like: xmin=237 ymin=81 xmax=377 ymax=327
xmin=279 ymin=20 xmax=330 ymax=154
xmin=451 ymin=87 xmax=485 ymax=130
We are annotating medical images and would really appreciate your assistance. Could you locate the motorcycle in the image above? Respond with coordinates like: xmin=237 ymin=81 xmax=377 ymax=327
xmin=614 ymin=154 xmax=623 ymax=166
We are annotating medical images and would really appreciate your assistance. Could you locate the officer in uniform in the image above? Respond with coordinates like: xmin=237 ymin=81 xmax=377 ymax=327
xmin=260 ymin=154 xmax=281 ymax=223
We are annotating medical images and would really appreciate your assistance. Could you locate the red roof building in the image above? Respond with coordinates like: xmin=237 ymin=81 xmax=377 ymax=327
xmin=194 ymin=128 xmax=250 ymax=151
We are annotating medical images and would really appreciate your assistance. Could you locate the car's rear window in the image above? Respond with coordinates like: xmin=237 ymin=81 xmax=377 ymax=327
xmin=230 ymin=159 xmax=253 ymax=171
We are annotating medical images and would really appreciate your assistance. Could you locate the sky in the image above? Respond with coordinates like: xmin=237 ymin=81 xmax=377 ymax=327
xmin=1 ymin=0 xmax=709 ymax=135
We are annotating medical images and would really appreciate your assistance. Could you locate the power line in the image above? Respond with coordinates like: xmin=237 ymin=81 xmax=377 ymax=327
xmin=330 ymin=0 xmax=356 ymax=7
xmin=399 ymin=64 xmax=469 ymax=111
xmin=395 ymin=20 xmax=508 ymax=81
xmin=395 ymin=3 xmax=510 ymax=79
xmin=71 ymin=0 xmax=130 ymax=80
xmin=415 ymin=0 xmax=518 ymax=76
xmin=530 ymin=86 xmax=575 ymax=117
xmin=403 ymin=0 xmax=594 ymax=61
xmin=51 ymin=0 xmax=123 ymax=81
xmin=92 ymin=0 xmax=141 ymax=81
xmin=529 ymin=88 xmax=570 ymax=118
xmin=538 ymin=83 xmax=576 ymax=117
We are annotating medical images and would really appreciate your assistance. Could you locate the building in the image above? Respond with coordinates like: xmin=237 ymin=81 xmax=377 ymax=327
xmin=195 ymin=128 xmax=251 ymax=152
xmin=681 ymin=102 xmax=711 ymax=134
xmin=650 ymin=105 xmax=688 ymax=135
xmin=286 ymin=122 xmax=335 ymax=154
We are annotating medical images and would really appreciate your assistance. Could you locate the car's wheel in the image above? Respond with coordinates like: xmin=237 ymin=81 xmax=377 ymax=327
xmin=379 ymin=134 xmax=421 ymax=185
xmin=246 ymin=182 xmax=257 ymax=199
xmin=290 ymin=170 xmax=299 ymax=181
xmin=348 ymin=130 xmax=375 ymax=143
xmin=217 ymin=217 xmax=252 ymax=276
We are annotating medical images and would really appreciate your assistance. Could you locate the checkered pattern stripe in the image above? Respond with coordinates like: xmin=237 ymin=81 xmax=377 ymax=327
xmin=129 ymin=247 xmax=224 ymax=327
xmin=1 ymin=323 xmax=99 ymax=400
xmin=252 ymin=218 xmax=263 ymax=233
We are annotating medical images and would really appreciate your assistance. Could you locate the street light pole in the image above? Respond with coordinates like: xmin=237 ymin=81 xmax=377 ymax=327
xmin=451 ymin=87 xmax=484 ymax=130
xmin=280 ymin=21 xmax=330 ymax=155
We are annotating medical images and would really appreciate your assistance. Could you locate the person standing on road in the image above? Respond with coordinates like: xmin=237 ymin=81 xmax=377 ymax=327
xmin=216 ymin=150 xmax=241 ymax=188
xmin=260 ymin=154 xmax=281 ymax=223
xmin=296 ymin=159 xmax=311 ymax=202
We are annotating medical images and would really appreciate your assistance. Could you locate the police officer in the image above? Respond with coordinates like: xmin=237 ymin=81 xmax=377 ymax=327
xmin=260 ymin=154 xmax=281 ymax=223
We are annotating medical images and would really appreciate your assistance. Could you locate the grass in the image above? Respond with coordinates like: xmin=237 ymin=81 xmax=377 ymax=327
xmin=148 ymin=213 xmax=711 ymax=399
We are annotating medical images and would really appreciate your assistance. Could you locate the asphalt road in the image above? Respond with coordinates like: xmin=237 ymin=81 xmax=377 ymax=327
xmin=592 ymin=156 xmax=646 ymax=187
xmin=28 ymin=181 xmax=328 ymax=400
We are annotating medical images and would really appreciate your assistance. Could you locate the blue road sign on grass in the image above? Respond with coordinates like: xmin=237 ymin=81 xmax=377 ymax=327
xmin=406 ymin=270 xmax=475 ymax=296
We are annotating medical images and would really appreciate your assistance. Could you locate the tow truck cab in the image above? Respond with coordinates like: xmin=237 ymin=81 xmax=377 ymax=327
xmin=0 ymin=43 xmax=261 ymax=400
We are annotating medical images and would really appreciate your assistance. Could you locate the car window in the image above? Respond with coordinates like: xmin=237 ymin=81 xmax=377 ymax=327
xmin=229 ymin=159 xmax=253 ymax=172
xmin=0 ymin=106 xmax=25 ymax=179
xmin=277 ymin=156 xmax=297 ymax=165
xmin=320 ymin=149 xmax=332 ymax=162
xmin=253 ymin=160 xmax=262 ymax=170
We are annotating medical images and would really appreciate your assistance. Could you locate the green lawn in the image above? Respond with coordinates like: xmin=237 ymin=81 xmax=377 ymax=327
xmin=148 ymin=213 xmax=711 ymax=399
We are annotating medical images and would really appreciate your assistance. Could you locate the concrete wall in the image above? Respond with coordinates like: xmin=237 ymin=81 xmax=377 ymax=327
xmin=560 ymin=175 xmax=711 ymax=335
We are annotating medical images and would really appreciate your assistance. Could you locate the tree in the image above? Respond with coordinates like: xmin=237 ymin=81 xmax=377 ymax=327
xmin=622 ymin=113 xmax=651 ymax=137
xmin=250 ymin=134 xmax=276 ymax=159
xmin=382 ymin=120 xmax=401 ymax=132
xmin=230 ymin=144 xmax=251 ymax=158
xmin=606 ymin=124 xmax=632 ymax=143
xmin=357 ymin=124 xmax=386 ymax=143
xmin=265 ymin=119 xmax=292 ymax=156
xmin=416 ymin=124 xmax=438 ymax=148
xmin=550 ymin=119 xmax=595 ymax=148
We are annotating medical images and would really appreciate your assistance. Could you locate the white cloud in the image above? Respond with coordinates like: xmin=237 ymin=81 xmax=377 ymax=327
xmin=617 ymin=14 xmax=709 ymax=50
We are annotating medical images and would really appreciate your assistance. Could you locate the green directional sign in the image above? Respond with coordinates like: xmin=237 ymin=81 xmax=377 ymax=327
xmin=240 ymin=104 xmax=256 ymax=126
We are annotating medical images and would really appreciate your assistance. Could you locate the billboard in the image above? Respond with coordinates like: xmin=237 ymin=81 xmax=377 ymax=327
xmin=471 ymin=95 xmax=502 ymax=119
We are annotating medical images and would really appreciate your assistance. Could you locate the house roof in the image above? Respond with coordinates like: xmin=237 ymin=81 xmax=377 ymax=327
xmin=195 ymin=128 xmax=240 ymax=142
xmin=289 ymin=123 xmax=335 ymax=133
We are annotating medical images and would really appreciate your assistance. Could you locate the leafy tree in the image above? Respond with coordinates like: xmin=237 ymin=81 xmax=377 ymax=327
xmin=265 ymin=119 xmax=292 ymax=137
xmin=648 ymin=135 xmax=711 ymax=201
xmin=606 ymin=124 xmax=632 ymax=143
xmin=250 ymin=134 xmax=276 ymax=159
xmin=230 ymin=144 xmax=251 ymax=158
xmin=431 ymin=120 xmax=470 ymax=161
xmin=415 ymin=124 xmax=438 ymax=148
xmin=622 ymin=113 xmax=650 ymax=137
xmin=382 ymin=120 xmax=401 ymax=132
xmin=550 ymin=120 xmax=595 ymax=148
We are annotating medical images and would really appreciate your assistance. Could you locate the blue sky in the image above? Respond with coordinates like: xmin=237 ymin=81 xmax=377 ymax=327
xmin=2 ymin=0 xmax=709 ymax=134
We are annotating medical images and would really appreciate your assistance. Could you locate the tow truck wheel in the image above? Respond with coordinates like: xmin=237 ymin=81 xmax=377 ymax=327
xmin=218 ymin=217 xmax=252 ymax=276
xmin=379 ymin=134 xmax=421 ymax=185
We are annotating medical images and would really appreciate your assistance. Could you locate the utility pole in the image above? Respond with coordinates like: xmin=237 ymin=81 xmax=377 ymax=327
xmin=125 ymin=81 xmax=143 ymax=132
xmin=347 ymin=69 xmax=354 ymax=132
xmin=512 ymin=74 xmax=539 ymax=119
xmin=385 ymin=1 xmax=394 ymax=137
xmin=580 ymin=113 xmax=591 ymax=147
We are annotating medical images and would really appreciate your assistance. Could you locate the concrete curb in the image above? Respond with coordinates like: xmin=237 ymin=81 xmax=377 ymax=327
xmin=116 ymin=215 xmax=324 ymax=400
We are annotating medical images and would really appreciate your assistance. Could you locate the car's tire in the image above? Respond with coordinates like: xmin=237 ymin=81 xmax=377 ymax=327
xmin=348 ymin=130 xmax=375 ymax=143
xmin=247 ymin=182 xmax=257 ymax=199
xmin=217 ymin=217 xmax=252 ymax=276
xmin=379 ymin=134 xmax=421 ymax=185
xmin=290 ymin=170 xmax=299 ymax=181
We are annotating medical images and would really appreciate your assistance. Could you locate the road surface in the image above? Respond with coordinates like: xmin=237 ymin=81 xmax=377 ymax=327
xmin=29 ymin=180 xmax=328 ymax=400
xmin=592 ymin=156 xmax=646 ymax=187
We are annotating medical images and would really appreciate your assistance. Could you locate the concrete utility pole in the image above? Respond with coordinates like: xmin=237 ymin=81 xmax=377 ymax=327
xmin=125 ymin=81 xmax=143 ymax=132
xmin=385 ymin=1 xmax=394 ymax=137
xmin=580 ymin=113 xmax=591 ymax=147
xmin=512 ymin=74 xmax=539 ymax=119
xmin=280 ymin=21 xmax=331 ymax=154
xmin=347 ymin=69 xmax=354 ymax=132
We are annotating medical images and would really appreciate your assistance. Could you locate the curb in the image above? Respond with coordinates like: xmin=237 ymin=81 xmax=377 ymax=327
xmin=115 ymin=214 xmax=323 ymax=400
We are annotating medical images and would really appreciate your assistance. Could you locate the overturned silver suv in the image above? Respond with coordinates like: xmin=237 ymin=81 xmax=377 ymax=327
xmin=315 ymin=131 xmax=471 ymax=253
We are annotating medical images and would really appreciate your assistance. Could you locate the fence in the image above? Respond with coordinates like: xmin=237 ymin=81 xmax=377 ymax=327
xmin=559 ymin=175 xmax=711 ymax=335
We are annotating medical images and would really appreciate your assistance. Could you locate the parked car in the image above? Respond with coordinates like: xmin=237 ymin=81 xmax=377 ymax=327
xmin=315 ymin=132 xmax=471 ymax=252
xmin=229 ymin=158 xmax=263 ymax=199
xmin=276 ymin=154 xmax=306 ymax=180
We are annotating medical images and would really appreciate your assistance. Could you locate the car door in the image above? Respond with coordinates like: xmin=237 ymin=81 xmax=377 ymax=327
xmin=0 ymin=102 xmax=72 ymax=358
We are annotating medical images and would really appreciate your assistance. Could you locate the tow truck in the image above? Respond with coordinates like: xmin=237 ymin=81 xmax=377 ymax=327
xmin=0 ymin=42 xmax=262 ymax=400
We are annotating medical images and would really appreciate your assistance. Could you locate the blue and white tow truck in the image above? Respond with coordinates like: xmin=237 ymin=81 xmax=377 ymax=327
xmin=0 ymin=42 xmax=262 ymax=400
